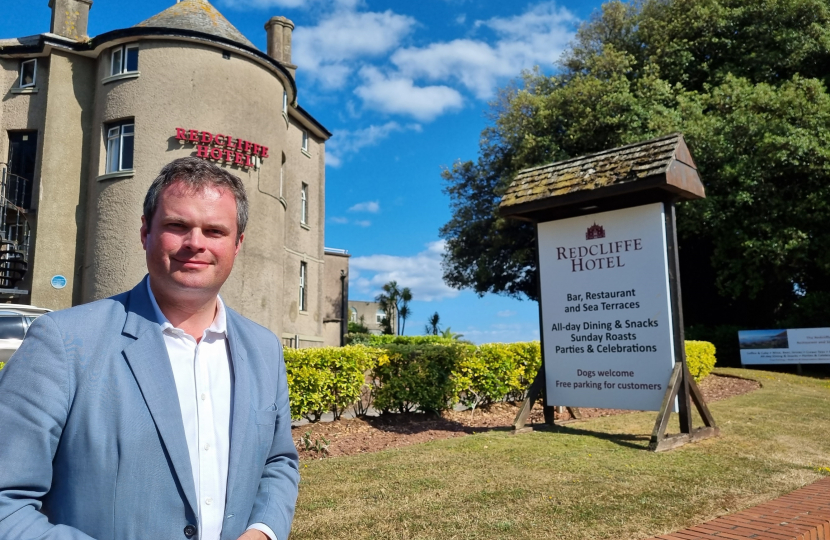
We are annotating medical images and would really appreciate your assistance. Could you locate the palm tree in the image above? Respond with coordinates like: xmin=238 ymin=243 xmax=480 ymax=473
xmin=399 ymin=287 xmax=412 ymax=335
xmin=425 ymin=312 xmax=441 ymax=335
xmin=375 ymin=281 xmax=414 ymax=336
xmin=441 ymin=327 xmax=464 ymax=341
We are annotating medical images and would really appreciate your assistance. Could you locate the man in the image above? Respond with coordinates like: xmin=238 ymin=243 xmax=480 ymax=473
xmin=0 ymin=157 xmax=298 ymax=540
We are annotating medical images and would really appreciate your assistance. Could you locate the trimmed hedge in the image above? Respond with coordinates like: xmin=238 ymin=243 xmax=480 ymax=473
xmin=344 ymin=333 xmax=455 ymax=346
xmin=283 ymin=339 xmax=716 ymax=420
xmin=685 ymin=340 xmax=717 ymax=382
xmin=283 ymin=345 xmax=381 ymax=422
xmin=454 ymin=342 xmax=541 ymax=408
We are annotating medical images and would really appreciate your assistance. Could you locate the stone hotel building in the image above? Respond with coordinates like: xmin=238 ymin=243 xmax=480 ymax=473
xmin=0 ymin=0 xmax=349 ymax=347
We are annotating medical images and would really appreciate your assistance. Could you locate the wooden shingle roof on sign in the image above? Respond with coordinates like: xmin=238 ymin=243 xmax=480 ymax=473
xmin=499 ymin=133 xmax=704 ymax=221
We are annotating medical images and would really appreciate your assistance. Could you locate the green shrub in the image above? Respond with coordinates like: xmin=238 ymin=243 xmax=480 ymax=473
xmin=0 ymin=361 xmax=4 ymax=371
xmin=345 ymin=333 xmax=455 ymax=346
xmin=372 ymin=343 xmax=473 ymax=414
xmin=454 ymin=342 xmax=541 ymax=408
xmin=283 ymin=345 xmax=380 ymax=422
xmin=685 ymin=340 xmax=717 ymax=382
xmin=685 ymin=325 xmax=740 ymax=367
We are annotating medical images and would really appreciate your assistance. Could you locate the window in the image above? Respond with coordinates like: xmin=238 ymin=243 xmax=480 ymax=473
xmin=350 ymin=307 xmax=358 ymax=323
xmin=282 ymin=91 xmax=288 ymax=115
xmin=299 ymin=262 xmax=307 ymax=312
xmin=105 ymin=122 xmax=135 ymax=173
xmin=300 ymin=183 xmax=308 ymax=225
xmin=376 ymin=310 xmax=385 ymax=324
xmin=111 ymin=44 xmax=139 ymax=77
xmin=301 ymin=129 xmax=309 ymax=153
xmin=19 ymin=59 xmax=36 ymax=88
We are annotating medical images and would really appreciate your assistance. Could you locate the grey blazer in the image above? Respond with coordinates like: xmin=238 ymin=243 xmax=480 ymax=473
xmin=0 ymin=280 xmax=299 ymax=540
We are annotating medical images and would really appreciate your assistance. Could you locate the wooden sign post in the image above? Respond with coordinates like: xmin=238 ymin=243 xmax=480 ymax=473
xmin=500 ymin=134 xmax=718 ymax=452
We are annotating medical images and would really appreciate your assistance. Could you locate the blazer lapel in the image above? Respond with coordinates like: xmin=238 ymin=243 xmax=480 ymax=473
xmin=225 ymin=312 xmax=251 ymax=506
xmin=121 ymin=280 xmax=199 ymax=517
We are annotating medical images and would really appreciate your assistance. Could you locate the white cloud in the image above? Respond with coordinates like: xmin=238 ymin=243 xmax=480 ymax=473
xmin=354 ymin=220 xmax=372 ymax=227
xmin=355 ymin=67 xmax=464 ymax=121
xmin=329 ymin=216 xmax=349 ymax=224
xmin=462 ymin=323 xmax=540 ymax=344
xmin=349 ymin=201 xmax=380 ymax=213
xmin=326 ymin=121 xmax=421 ymax=167
xmin=292 ymin=9 xmax=416 ymax=89
xmin=497 ymin=310 xmax=517 ymax=318
xmin=350 ymin=240 xmax=459 ymax=302
xmin=391 ymin=1 xmax=577 ymax=99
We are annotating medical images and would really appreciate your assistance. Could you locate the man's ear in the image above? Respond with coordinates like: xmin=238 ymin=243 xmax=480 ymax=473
xmin=234 ymin=233 xmax=244 ymax=256
xmin=140 ymin=215 xmax=148 ymax=250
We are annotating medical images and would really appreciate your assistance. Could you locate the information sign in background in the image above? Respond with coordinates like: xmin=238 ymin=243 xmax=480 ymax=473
xmin=537 ymin=203 xmax=676 ymax=411
xmin=740 ymin=328 xmax=830 ymax=365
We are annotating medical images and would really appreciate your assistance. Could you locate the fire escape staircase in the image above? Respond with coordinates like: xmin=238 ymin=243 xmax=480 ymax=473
xmin=0 ymin=164 xmax=31 ymax=296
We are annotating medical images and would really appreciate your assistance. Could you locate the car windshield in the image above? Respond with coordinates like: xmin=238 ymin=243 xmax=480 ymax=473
xmin=0 ymin=317 xmax=26 ymax=340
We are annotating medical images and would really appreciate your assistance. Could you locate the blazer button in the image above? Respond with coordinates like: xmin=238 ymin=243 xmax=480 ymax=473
xmin=184 ymin=524 xmax=197 ymax=538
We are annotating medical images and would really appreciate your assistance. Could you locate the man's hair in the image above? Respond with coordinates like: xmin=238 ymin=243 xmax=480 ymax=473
xmin=143 ymin=157 xmax=249 ymax=242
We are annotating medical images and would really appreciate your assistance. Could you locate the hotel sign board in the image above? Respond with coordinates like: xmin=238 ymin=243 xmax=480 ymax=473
xmin=537 ymin=203 xmax=676 ymax=411
xmin=175 ymin=128 xmax=269 ymax=169
xmin=740 ymin=328 xmax=830 ymax=365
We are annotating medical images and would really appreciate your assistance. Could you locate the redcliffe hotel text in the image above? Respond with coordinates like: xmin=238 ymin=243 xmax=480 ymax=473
xmin=176 ymin=128 xmax=269 ymax=169
xmin=556 ymin=238 xmax=643 ymax=272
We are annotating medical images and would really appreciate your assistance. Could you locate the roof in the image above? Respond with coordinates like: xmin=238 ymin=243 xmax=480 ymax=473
xmin=499 ymin=133 xmax=704 ymax=220
xmin=135 ymin=0 xmax=255 ymax=49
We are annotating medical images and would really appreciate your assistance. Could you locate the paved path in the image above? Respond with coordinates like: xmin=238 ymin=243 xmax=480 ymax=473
xmin=652 ymin=477 xmax=830 ymax=539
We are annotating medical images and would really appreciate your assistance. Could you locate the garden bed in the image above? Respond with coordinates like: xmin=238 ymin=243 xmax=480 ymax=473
xmin=292 ymin=373 xmax=759 ymax=459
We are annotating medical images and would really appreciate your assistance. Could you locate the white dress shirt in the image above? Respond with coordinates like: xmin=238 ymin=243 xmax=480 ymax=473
xmin=147 ymin=279 xmax=276 ymax=540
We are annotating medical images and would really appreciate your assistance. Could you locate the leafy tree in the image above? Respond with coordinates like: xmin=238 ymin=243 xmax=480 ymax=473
xmin=425 ymin=312 xmax=441 ymax=335
xmin=375 ymin=281 xmax=414 ymax=335
xmin=440 ymin=0 xmax=830 ymax=328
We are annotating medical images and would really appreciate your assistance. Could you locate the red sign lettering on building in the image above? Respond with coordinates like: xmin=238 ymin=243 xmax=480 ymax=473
xmin=175 ymin=128 xmax=269 ymax=170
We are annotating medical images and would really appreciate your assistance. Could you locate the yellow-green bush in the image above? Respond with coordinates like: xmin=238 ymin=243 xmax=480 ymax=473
xmin=372 ymin=343 xmax=474 ymax=414
xmin=454 ymin=342 xmax=541 ymax=407
xmin=685 ymin=340 xmax=717 ymax=382
xmin=281 ymin=340 xmax=713 ymax=420
xmin=284 ymin=345 xmax=381 ymax=421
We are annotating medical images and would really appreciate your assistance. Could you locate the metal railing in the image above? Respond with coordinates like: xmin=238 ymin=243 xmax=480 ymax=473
xmin=0 ymin=164 xmax=31 ymax=289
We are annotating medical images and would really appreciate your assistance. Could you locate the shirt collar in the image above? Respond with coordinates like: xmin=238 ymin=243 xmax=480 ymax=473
xmin=145 ymin=276 xmax=227 ymax=336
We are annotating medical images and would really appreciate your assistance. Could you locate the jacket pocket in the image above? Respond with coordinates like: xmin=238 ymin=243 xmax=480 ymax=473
xmin=255 ymin=406 xmax=278 ymax=425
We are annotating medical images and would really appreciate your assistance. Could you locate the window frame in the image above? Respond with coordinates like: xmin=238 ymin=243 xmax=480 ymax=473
xmin=19 ymin=59 xmax=37 ymax=88
xmin=282 ymin=91 xmax=288 ymax=115
xmin=376 ymin=310 xmax=385 ymax=324
xmin=111 ymin=44 xmax=139 ymax=77
xmin=105 ymin=122 xmax=135 ymax=174
xmin=299 ymin=262 xmax=307 ymax=312
xmin=301 ymin=129 xmax=309 ymax=153
xmin=300 ymin=183 xmax=308 ymax=225
xmin=350 ymin=307 xmax=358 ymax=323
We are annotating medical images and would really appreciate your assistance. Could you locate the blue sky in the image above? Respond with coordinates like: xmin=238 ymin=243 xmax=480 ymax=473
xmin=2 ymin=0 xmax=605 ymax=343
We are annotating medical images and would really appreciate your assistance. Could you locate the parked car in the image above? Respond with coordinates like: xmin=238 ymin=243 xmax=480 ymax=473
xmin=0 ymin=304 xmax=52 ymax=363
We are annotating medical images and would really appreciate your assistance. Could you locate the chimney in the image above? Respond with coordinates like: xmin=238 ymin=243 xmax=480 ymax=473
xmin=265 ymin=16 xmax=297 ymax=75
xmin=49 ymin=0 xmax=93 ymax=41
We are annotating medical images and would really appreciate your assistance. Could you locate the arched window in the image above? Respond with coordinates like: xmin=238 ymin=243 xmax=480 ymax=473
xmin=350 ymin=307 xmax=358 ymax=323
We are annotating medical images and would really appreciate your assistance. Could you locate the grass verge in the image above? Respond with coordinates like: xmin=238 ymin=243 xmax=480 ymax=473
xmin=291 ymin=368 xmax=830 ymax=539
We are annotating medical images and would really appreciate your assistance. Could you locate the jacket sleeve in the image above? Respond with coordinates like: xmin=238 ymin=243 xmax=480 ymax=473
xmin=0 ymin=316 xmax=96 ymax=540
xmin=246 ymin=335 xmax=300 ymax=540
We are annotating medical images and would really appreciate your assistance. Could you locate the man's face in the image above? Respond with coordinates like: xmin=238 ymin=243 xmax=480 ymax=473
xmin=141 ymin=180 xmax=243 ymax=301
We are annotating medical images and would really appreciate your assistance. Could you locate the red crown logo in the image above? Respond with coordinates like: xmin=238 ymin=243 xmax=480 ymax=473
xmin=586 ymin=223 xmax=605 ymax=240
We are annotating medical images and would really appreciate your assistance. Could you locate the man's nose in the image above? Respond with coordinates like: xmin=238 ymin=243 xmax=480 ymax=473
xmin=182 ymin=228 xmax=207 ymax=251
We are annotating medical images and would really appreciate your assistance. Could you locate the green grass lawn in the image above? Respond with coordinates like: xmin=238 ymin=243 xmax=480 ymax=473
xmin=290 ymin=369 xmax=830 ymax=540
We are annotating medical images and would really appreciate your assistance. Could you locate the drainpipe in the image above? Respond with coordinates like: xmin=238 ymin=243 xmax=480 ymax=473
xmin=340 ymin=269 xmax=348 ymax=346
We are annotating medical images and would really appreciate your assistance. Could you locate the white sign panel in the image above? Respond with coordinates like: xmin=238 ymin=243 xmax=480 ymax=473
xmin=740 ymin=328 xmax=830 ymax=365
xmin=537 ymin=203 xmax=676 ymax=411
